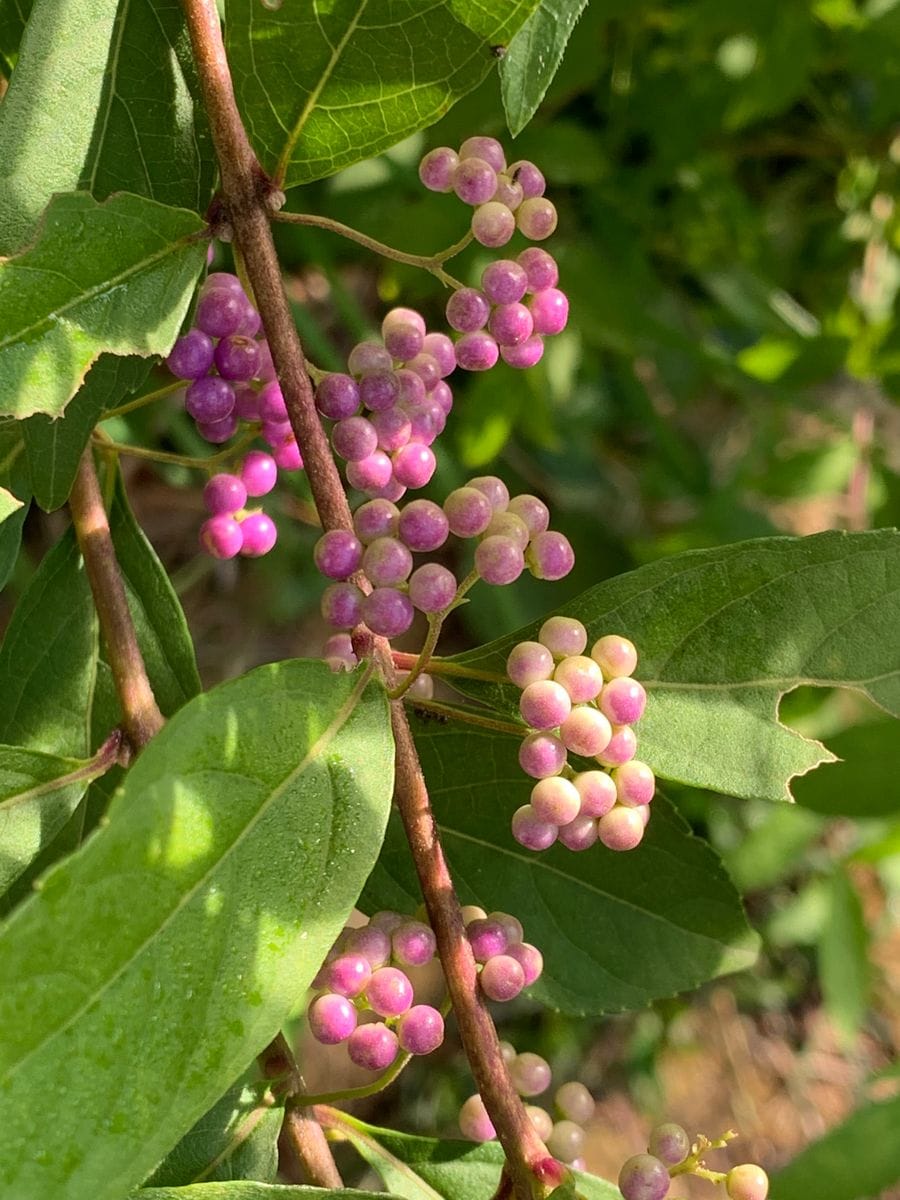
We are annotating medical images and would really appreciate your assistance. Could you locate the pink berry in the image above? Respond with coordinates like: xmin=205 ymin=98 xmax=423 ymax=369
xmin=591 ymin=635 xmax=638 ymax=678
xmin=314 ymin=530 xmax=363 ymax=581
xmin=444 ymin=487 xmax=493 ymax=537
xmin=346 ymin=450 xmax=393 ymax=493
xmin=459 ymin=136 xmax=506 ymax=172
xmin=508 ymin=160 xmax=546 ymax=199
xmin=366 ymin=966 xmax=414 ymax=1017
xmin=529 ymin=288 xmax=569 ymax=336
xmin=353 ymin=498 xmax=399 ymax=543
xmin=308 ymin=993 xmax=357 ymax=1044
xmin=481 ymin=259 xmax=529 ymax=305
xmin=418 ymin=146 xmax=459 ymax=192
xmin=518 ymin=731 xmax=567 ymax=779
xmin=200 ymin=514 xmax=243 ymax=559
xmin=560 ymin=706 xmax=612 ymax=757
xmin=204 ymin=473 xmax=247 ymax=515
xmin=518 ymin=247 xmax=559 ymax=292
xmin=517 ymin=197 xmax=558 ymax=241
xmin=506 ymin=941 xmax=543 ymax=985
xmin=392 ymin=921 xmax=436 ymax=967
xmin=613 ymin=761 xmax=655 ymax=807
xmin=422 ymin=333 xmax=456 ymax=377
xmin=479 ymin=954 xmax=526 ymax=1001
xmin=539 ymin=616 xmax=587 ymax=657
xmin=500 ymin=336 xmax=545 ymax=369
xmin=324 ymin=633 xmax=357 ymax=673
xmin=405 ymin=352 xmax=441 ymax=392
xmin=453 ymin=156 xmax=498 ymax=205
xmin=397 ymin=1004 xmax=445 ymax=1055
xmin=530 ymin=776 xmax=581 ymax=825
xmin=383 ymin=322 xmax=424 ymax=363
xmin=597 ymin=806 xmax=645 ymax=852
xmin=520 ymin=680 xmax=572 ymax=730
xmin=233 ymin=384 xmax=261 ymax=421
xmin=507 ymin=494 xmax=550 ymax=536
xmin=348 ymin=341 xmax=393 ymax=376
xmin=344 ymin=924 xmax=392 ymax=967
xmin=273 ymin=437 xmax=303 ymax=471
xmin=475 ymin=535 xmax=525 ymax=585
xmin=362 ymin=536 xmax=413 ymax=587
xmin=469 ymin=475 xmax=510 ymax=510
xmin=347 ymin=1021 xmax=399 ymax=1071
xmin=527 ymin=530 xmax=575 ymax=580
xmin=472 ymin=201 xmax=516 ymax=247
xmin=447 ymin=287 xmax=491 ymax=333
xmin=596 ymin=725 xmax=638 ymax=767
xmin=325 ymin=953 xmax=372 ymax=998
xmin=599 ymin=677 xmax=647 ymax=725
xmin=467 ymin=918 xmax=509 ymax=963
xmin=618 ymin=1154 xmax=670 ymax=1200
xmin=492 ymin=172 xmax=525 ymax=210
xmin=553 ymin=655 xmax=604 ymax=703
xmin=485 ymin=512 xmax=530 ymax=550
xmin=455 ymin=331 xmax=499 ymax=372
xmin=360 ymin=369 xmax=401 ymax=413
xmin=510 ymin=1052 xmax=552 ymax=1097
xmin=361 ymin=588 xmax=414 ymax=637
xmin=557 ymin=814 xmax=599 ymax=851
xmin=383 ymin=306 xmax=426 ymax=336
xmin=511 ymin=804 xmax=559 ymax=850
xmin=506 ymin=641 xmax=555 ymax=688
xmin=239 ymin=512 xmax=277 ymax=557
xmin=333 ymin=415 xmax=378 ymax=462
xmin=392 ymin=443 xmax=436 ymax=489
xmin=573 ymin=770 xmax=617 ymax=818
xmin=726 ymin=1164 xmax=769 ymax=1200
xmin=408 ymin=563 xmax=457 ymax=613
xmin=459 ymin=1094 xmax=496 ymax=1142
xmin=489 ymin=302 xmax=534 ymax=347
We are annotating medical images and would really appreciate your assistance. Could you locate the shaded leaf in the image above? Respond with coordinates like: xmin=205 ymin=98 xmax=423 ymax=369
xmin=23 ymin=357 xmax=152 ymax=511
xmin=450 ymin=531 xmax=900 ymax=803
xmin=500 ymin=0 xmax=589 ymax=136
xmin=226 ymin=0 xmax=538 ymax=189
xmin=0 ymin=661 xmax=394 ymax=1200
xmin=363 ymin=720 xmax=758 ymax=1014
xmin=0 ymin=0 xmax=33 ymax=75
xmin=818 ymin=870 xmax=870 ymax=1044
xmin=0 ymin=191 xmax=206 ymax=420
xmin=793 ymin=719 xmax=900 ymax=817
xmin=0 ymin=0 xmax=213 ymax=254
xmin=0 ymin=486 xmax=23 ymax=523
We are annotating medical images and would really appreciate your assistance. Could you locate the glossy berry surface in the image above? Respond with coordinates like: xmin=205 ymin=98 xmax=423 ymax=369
xmin=397 ymin=1005 xmax=445 ymax=1055
xmin=647 ymin=1123 xmax=690 ymax=1166
xmin=347 ymin=1022 xmax=399 ymax=1071
xmin=618 ymin=1154 xmax=670 ymax=1200
xmin=308 ymin=993 xmax=357 ymax=1044
xmin=726 ymin=1165 xmax=769 ymax=1200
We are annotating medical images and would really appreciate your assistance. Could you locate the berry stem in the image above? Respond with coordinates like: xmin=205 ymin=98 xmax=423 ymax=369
xmin=92 ymin=426 xmax=259 ymax=474
xmin=282 ymin=1107 xmax=344 ymax=1189
xmin=273 ymin=210 xmax=470 ymax=287
xmin=404 ymin=697 xmax=525 ymax=737
xmin=69 ymin=449 xmax=165 ymax=750
xmin=102 ymin=379 xmax=184 ymax=420
xmin=389 ymin=567 xmax=480 ymax=698
xmin=391 ymin=650 xmax=508 ymax=684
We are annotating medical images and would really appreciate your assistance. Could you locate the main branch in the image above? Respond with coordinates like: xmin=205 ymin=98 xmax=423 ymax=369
xmin=180 ymin=4 xmax=551 ymax=1195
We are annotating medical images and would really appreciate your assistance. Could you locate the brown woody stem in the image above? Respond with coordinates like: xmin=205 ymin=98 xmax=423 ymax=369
xmin=69 ymin=449 xmax=165 ymax=750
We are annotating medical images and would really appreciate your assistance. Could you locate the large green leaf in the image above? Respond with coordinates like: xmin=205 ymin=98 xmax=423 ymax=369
xmin=0 ymin=191 xmax=206 ymax=420
xmin=0 ymin=661 xmax=394 ymax=1200
xmin=793 ymin=719 xmax=900 ymax=817
xmin=450 ymin=531 xmax=900 ymax=803
xmin=333 ymin=1116 xmax=620 ymax=1200
xmin=0 ymin=0 xmax=213 ymax=254
xmin=23 ymin=357 xmax=152 ymax=511
xmin=770 ymin=1094 xmax=900 ymax=1200
xmin=363 ymin=720 xmax=758 ymax=1014
xmin=500 ymin=0 xmax=589 ymax=136
xmin=226 ymin=0 xmax=538 ymax=189
xmin=143 ymin=1075 xmax=281 ymax=1186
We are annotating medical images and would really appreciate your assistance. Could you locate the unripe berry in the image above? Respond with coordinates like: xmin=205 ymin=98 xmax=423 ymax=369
xmin=348 ymin=341 xmax=393 ymax=376
xmin=467 ymin=918 xmax=509 ymax=962
xmin=511 ymin=804 xmax=559 ymax=851
xmin=488 ymin=911 xmax=524 ymax=945
xmin=472 ymin=201 xmax=516 ymax=247
xmin=508 ymin=159 xmax=546 ymax=199
xmin=510 ymin=1052 xmax=552 ymax=1097
xmin=366 ymin=966 xmax=414 ymax=1017
xmin=444 ymin=486 xmax=493 ymax=537
xmin=553 ymin=655 xmax=604 ymax=703
xmin=573 ymin=770 xmax=617 ymax=818
xmin=557 ymin=813 xmax=599 ymax=851
xmin=419 ymin=146 xmax=459 ymax=192
xmin=539 ymin=616 xmax=587 ymax=657
xmin=591 ymin=634 xmax=638 ymax=678
xmin=405 ymin=352 xmax=441 ymax=392
xmin=459 ymin=135 xmax=506 ymax=172
xmin=599 ymin=677 xmax=647 ymax=726
xmin=597 ymin=805 xmax=646 ymax=851
xmin=618 ymin=1154 xmax=670 ymax=1200
xmin=453 ymin=157 xmax=498 ymax=205
xmin=613 ymin=760 xmax=656 ymax=807
xmin=397 ymin=1004 xmax=445 ymax=1055
xmin=726 ymin=1164 xmax=769 ymax=1200
xmin=461 ymin=905 xmax=488 ymax=925
xmin=459 ymin=1094 xmax=495 ymax=1142
xmin=423 ymin=333 xmax=456 ymax=378
xmin=493 ymin=172 xmax=525 ymax=210
xmin=518 ymin=247 xmax=559 ymax=291
xmin=517 ymin=197 xmax=558 ymax=240
xmin=479 ymin=953 xmax=526 ymax=1001
xmin=596 ymin=724 xmax=638 ymax=768
xmin=333 ymin=415 xmax=378 ymax=462
xmin=507 ymin=641 xmax=555 ymax=688
xmin=555 ymin=1081 xmax=595 ymax=1125
xmin=505 ymin=940 xmax=543 ymax=984
xmin=507 ymin=493 xmax=550 ymax=535
xmin=647 ymin=1124 xmax=690 ymax=1167
xmin=519 ymin=679 xmax=572 ymax=729
xmin=527 ymin=530 xmax=575 ymax=580
xmin=344 ymin=925 xmax=392 ymax=967
xmin=559 ymin=706 xmax=612 ymax=757
xmin=530 ymin=776 xmax=580 ymax=825
xmin=526 ymin=1105 xmax=554 ymax=1140
xmin=518 ymin=731 xmax=567 ymax=779
xmin=408 ymin=563 xmax=458 ymax=613
xmin=475 ymin=535 xmax=525 ymax=585
xmin=347 ymin=1021 xmax=399 ymax=1071
xmin=547 ymin=1119 xmax=586 ymax=1163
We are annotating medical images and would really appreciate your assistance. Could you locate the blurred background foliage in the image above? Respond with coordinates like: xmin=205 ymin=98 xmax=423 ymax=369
xmin=3 ymin=0 xmax=900 ymax=1191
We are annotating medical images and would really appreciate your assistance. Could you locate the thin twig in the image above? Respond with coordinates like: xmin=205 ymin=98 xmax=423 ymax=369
xmin=69 ymin=449 xmax=165 ymax=750
xmin=404 ymin=697 xmax=525 ymax=738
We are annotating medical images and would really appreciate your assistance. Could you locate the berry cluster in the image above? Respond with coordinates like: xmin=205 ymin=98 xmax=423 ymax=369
xmin=446 ymin=250 xmax=566 ymax=371
xmin=316 ymin=477 xmax=574 ymax=639
xmin=307 ymin=912 xmax=444 ymax=1071
xmin=461 ymin=906 xmax=543 ymax=1002
xmin=618 ymin=1126 xmax=768 ymax=1200
xmin=507 ymin=618 xmax=653 ymax=853
xmin=314 ymin=309 xmax=455 ymax=501
xmin=166 ymin=271 xmax=304 ymax=559
xmin=419 ymin=136 xmax=557 ymax=249
xmin=460 ymin=1043 xmax=594 ymax=1173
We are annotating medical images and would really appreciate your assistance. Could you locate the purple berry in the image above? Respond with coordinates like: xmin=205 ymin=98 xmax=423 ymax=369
xmin=200 ymin=514 xmax=243 ymax=559
xmin=599 ymin=678 xmax=647 ymax=726
xmin=492 ymin=173 xmax=525 ymax=210
xmin=555 ymin=1082 xmax=595 ymax=1125
xmin=256 ymin=340 xmax=276 ymax=381
xmin=501 ymin=336 xmax=545 ymax=369
xmin=195 ymin=288 xmax=245 ymax=337
xmin=510 ymin=1052 xmax=551 ymax=1097
xmin=316 ymin=373 xmax=361 ymax=420
xmin=519 ymin=680 xmax=572 ymax=730
xmin=454 ymin=331 xmax=499 ymax=372
xmin=383 ymin=321 xmax=424 ymax=362
xmin=479 ymin=954 xmax=525 ymax=1001
xmin=647 ymin=1124 xmax=690 ymax=1167
xmin=396 ymin=367 xmax=426 ymax=406
xmin=475 ymin=535 xmax=525 ymax=585
xmin=273 ymin=437 xmax=302 ymax=471
xmin=472 ymin=201 xmax=516 ymax=248
xmin=404 ymin=399 xmax=444 ymax=445
xmin=346 ymin=450 xmax=393 ymax=493
xmin=529 ymin=288 xmax=569 ymax=336
xmin=557 ymin=814 xmax=599 ymax=852
xmin=518 ymin=248 xmax=559 ymax=292
xmin=530 ymin=776 xmax=580 ymax=825
xmin=257 ymin=381 xmax=288 ymax=422
xmin=453 ymin=156 xmax=498 ymax=205
xmin=368 ymin=911 xmax=405 ymax=933
xmin=203 ymin=473 xmax=247 ymax=515
xmin=419 ymin=146 xmax=459 ymax=192
xmin=507 ymin=641 xmax=555 ymax=688
xmin=467 ymin=918 xmax=509 ymax=963
xmin=185 ymin=376 xmax=235 ymax=423
xmin=518 ymin=731 xmax=567 ymax=779
xmin=397 ymin=1005 xmax=444 ymax=1055
xmin=324 ymin=953 xmax=372 ymax=998
xmin=366 ymin=966 xmax=414 ymax=1017
xmin=362 ymin=588 xmax=414 ymax=637
xmin=517 ymin=197 xmax=558 ymax=241
xmin=559 ymin=706 xmax=612 ymax=757
xmin=527 ymin=530 xmax=575 ymax=580
xmin=234 ymin=299 xmax=261 ymax=338
xmin=314 ymin=530 xmax=364 ymax=581
xmin=308 ymin=993 xmax=357 ymax=1044
xmin=203 ymin=271 xmax=243 ymax=292
xmin=446 ymin=288 xmax=490 ymax=333
xmin=469 ymin=475 xmax=509 ymax=510
xmin=392 ymin=443 xmax=436 ymax=489
xmin=443 ymin=487 xmax=493 ymax=537
xmin=362 ymin=536 xmax=413 ymax=587
xmin=321 ymin=582 xmax=365 ymax=630
xmin=511 ymin=804 xmax=559 ymax=850
xmin=196 ymin=413 xmax=238 ymax=444
xmin=726 ymin=1165 xmax=769 ymax=1200
xmin=574 ymin=770 xmax=617 ymax=818
xmin=333 ymin=415 xmax=378 ymax=462
xmin=233 ymin=384 xmax=261 ymax=421
xmin=347 ymin=1021 xmax=399 ymax=1071
xmin=459 ymin=1094 xmax=496 ymax=1142
xmin=481 ymin=259 xmax=529 ymax=305
xmin=348 ymin=341 xmax=393 ymax=376
xmin=353 ymin=498 xmax=400 ymax=543
xmin=487 ymin=911 xmax=523 ymax=944
xmin=591 ymin=635 xmax=638 ymax=679
xmin=459 ymin=136 xmax=506 ymax=172
xmin=508 ymin=160 xmax=546 ymax=199
xmin=613 ymin=761 xmax=655 ymax=807
xmin=554 ymin=656 xmax=604 ymax=703
xmin=489 ymin=302 xmax=534 ymax=347
xmin=539 ymin=616 xmax=587 ymax=657
xmin=597 ymin=806 xmax=645 ymax=852
xmin=432 ymin=381 xmax=454 ymax=414
xmin=383 ymin=306 xmax=426 ymax=337
xmin=506 ymin=941 xmax=543 ymax=985
xmin=261 ymin=418 xmax=291 ymax=449
xmin=239 ymin=512 xmax=277 ymax=557
xmin=398 ymin=500 xmax=449 ymax=552
xmin=405 ymin=352 xmax=441 ymax=392
xmin=408 ymin=563 xmax=457 ymax=613
xmin=368 ymin=477 xmax=407 ymax=503
xmin=345 ymin=924 xmax=392 ymax=967
xmin=618 ymin=1154 xmax=670 ymax=1200
xmin=392 ymin=920 xmax=436 ymax=967
xmin=422 ymin=333 xmax=456 ymax=377
xmin=507 ymin=494 xmax=550 ymax=535
xmin=371 ymin=406 xmax=412 ymax=452
xmin=214 ymin=334 xmax=261 ymax=381
xmin=360 ymin=369 xmax=401 ymax=413
xmin=167 ymin=329 xmax=214 ymax=379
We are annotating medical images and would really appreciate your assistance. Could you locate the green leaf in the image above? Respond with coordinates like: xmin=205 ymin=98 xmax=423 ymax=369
xmin=500 ymin=0 xmax=589 ymax=136
xmin=0 ymin=502 xmax=27 ymax=591
xmin=110 ymin=472 xmax=202 ymax=714
xmin=450 ymin=531 xmax=900 ymax=803
xmin=0 ymin=485 xmax=23 ymax=523
xmin=0 ymin=191 xmax=206 ymax=420
xmin=135 ymin=1189 xmax=392 ymax=1200
xmin=794 ymin=719 xmax=900 ymax=817
xmin=364 ymin=720 xmax=758 ymax=1014
xmin=0 ymin=0 xmax=33 ymax=74
xmin=335 ymin=1117 xmax=620 ymax=1200
xmin=817 ymin=870 xmax=870 ymax=1044
xmin=0 ymin=744 xmax=108 ymax=896
xmin=0 ymin=530 xmax=99 ymax=757
xmin=226 ymin=0 xmax=538 ymax=189
xmin=23 ymin=357 xmax=152 ymax=511
xmin=143 ymin=1075 xmax=280 ymax=1186
xmin=0 ymin=660 xmax=394 ymax=1200
xmin=0 ymin=0 xmax=214 ymax=254
xmin=770 ymin=1094 xmax=900 ymax=1200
